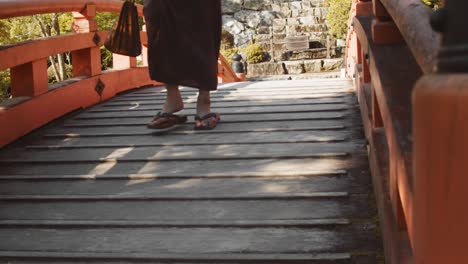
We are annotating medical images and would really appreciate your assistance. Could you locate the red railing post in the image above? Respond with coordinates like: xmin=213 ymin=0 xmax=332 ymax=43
xmin=356 ymin=0 xmax=373 ymax=16
xmin=10 ymin=58 xmax=48 ymax=97
xmin=371 ymin=0 xmax=402 ymax=44
xmin=71 ymin=3 xmax=101 ymax=77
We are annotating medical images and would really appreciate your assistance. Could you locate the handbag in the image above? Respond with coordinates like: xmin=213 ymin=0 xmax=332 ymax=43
xmin=104 ymin=0 xmax=142 ymax=57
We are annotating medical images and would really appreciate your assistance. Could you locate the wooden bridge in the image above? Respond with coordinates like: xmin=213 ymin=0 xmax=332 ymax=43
xmin=1 ymin=0 xmax=468 ymax=263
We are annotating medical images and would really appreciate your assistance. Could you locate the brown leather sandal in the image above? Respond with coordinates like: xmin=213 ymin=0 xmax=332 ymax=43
xmin=194 ymin=113 xmax=220 ymax=130
xmin=147 ymin=112 xmax=187 ymax=130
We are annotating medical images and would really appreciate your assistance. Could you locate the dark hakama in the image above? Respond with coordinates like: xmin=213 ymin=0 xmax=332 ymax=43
xmin=143 ymin=0 xmax=221 ymax=91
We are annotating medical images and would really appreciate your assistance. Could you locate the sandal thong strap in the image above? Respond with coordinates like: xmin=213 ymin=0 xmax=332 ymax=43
xmin=154 ymin=112 xmax=185 ymax=119
xmin=195 ymin=112 xmax=219 ymax=121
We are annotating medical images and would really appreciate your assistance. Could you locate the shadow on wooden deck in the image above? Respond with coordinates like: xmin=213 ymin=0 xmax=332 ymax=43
xmin=0 ymin=79 xmax=383 ymax=263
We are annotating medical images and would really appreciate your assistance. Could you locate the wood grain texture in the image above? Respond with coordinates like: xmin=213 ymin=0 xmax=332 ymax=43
xmin=0 ymin=79 xmax=381 ymax=263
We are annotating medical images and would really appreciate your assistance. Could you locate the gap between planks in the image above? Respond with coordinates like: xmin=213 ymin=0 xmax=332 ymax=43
xmin=74 ymin=108 xmax=352 ymax=120
xmin=0 ymin=219 xmax=350 ymax=228
xmin=0 ymin=192 xmax=349 ymax=201
xmin=61 ymin=115 xmax=346 ymax=127
xmin=42 ymin=126 xmax=347 ymax=138
xmin=24 ymin=138 xmax=348 ymax=150
xmin=89 ymin=101 xmax=350 ymax=112
xmin=0 ymin=251 xmax=352 ymax=261
xmin=0 ymin=152 xmax=351 ymax=164
xmin=0 ymin=170 xmax=348 ymax=180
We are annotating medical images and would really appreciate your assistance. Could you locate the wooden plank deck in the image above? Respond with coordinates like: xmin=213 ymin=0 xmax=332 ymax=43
xmin=0 ymin=79 xmax=382 ymax=263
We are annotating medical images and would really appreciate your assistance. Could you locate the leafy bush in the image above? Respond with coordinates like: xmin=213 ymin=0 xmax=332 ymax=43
xmin=0 ymin=70 xmax=10 ymax=101
xmin=325 ymin=0 xmax=352 ymax=39
xmin=220 ymin=47 xmax=240 ymax=65
xmin=221 ymin=29 xmax=235 ymax=50
xmin=421 ymin=0 xmax=443 ymax=8
xmin=241 ymin=43 xmax=266 ymax=64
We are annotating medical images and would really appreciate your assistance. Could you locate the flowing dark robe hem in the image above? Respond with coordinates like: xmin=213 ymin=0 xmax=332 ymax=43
xmin=143 ymin=0 xmax=221 ymax=91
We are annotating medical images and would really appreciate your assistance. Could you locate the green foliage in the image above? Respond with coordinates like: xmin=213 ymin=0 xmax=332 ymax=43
xmin=0 ymin=70 xmax=10 ymax=101
xmin=421 ymin=0 xmax=443 ymax=8
xmin=101 ymin=46 xmax=114 ymax=70
xmin=96 ymin=12 xmax=119 ymax=31
xmin=220 ymin=47 xmax=239 ymax=65
xmin=241 ymin=43 xmax=266 ymax=64
xmin=325 ymin=0 xmax=352 ymax=39
xmin=0 ymin=20 xmax=10 ymax=45
xmin=1 ymin=13 xmax=72 ymax=45
xmin=221 ymin=29 xmax=235 ymax=50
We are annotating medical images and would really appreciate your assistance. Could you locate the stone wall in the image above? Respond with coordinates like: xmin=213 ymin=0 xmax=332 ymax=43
xmin=221 ymin=0 xmax=344 ymax=77
xmin=247 ymin=58 xmax=343 ymax=77
xmin=222 ymin=0 xmax=334 ymax=50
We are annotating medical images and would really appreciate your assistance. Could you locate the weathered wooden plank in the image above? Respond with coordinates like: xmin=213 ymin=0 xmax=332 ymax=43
xmin=121 ymin=89 xmax=351 ymax=99
xmin=77 ymin=104 xmax=352 ymax=119
xmin=0 ymin=174 xmax=370 ymax=196
xmin=43 ymin=120 xmax=353 ymax=136
xmin=27 ymin=131 xmax=353 ymax=148
xmin=98 ymin=96 xmax=354 ymax=107
xmin=24 ymin=139 xmax=348 ymax=149
xmin=0 ymin=153 xmax=350 ymax=164
xmin=0 ymin=219 xmax=350 ymax=228
xmin=0 ymin=196 xmax=374 ymax=221
xmin=92 ymin=98 xmax=351 ymax=112
xmin=62 ymin=112 xmax=346 ymax=127
xmin=90 ymin=100 xmax=350 ymax=112
xmin=0 ymin=77 xmax=379 ymax=263
xmin=0 ymin=156 xmax=369 ymax=176
xmin=0 ymin=251 xmax=352 ymax=263
xmin=111 ymin=92 xmax=353 ymax=102
xmin=0 ymin=170 xmax=347 ymax=180
xmin=0 ymin=226 xmax=379 ymax=253
xmin=0 ymin=192 xmax=348 ymax=202
xmin=0 ymin=142 xmax=365 ymax=163
xmin=130 ymin=85 xmax=350 ymax=93
xmin=135 ymin=80 xmax=352 ymax=93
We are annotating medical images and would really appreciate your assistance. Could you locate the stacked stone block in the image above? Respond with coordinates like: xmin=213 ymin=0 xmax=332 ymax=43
xmin=221 ymin=0 xmax=344 ymax=77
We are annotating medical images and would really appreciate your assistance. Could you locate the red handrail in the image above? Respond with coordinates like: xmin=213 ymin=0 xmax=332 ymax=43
xmin=344 ymin=0 xmax=430 ymax=263
xmin=0 ymin=0 xmax=143 ymax=19
xmin=0 ymin=0 xmax=151 ymax=147
xmin=379 ymin=0 xmax=439 ymax=73
xmin=0 ymin=0 xmax=240 ymax=147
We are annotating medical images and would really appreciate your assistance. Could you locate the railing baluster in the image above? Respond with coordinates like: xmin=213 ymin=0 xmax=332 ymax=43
xmin=71 ymin=4 xmax=101 ymax=77
xmin=371 ymin=0 xmax=402 ymax=44
xmin=10 ymin=59 xmax=48 ymax=97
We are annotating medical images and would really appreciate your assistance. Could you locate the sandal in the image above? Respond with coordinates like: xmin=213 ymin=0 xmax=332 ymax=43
xmin=194 ymin=113 xmax=221 ymax=130
xmin=147 ymin=112 xmax=187 ymax=130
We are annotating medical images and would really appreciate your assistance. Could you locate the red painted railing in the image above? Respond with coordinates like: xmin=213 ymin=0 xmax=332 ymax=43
xmin=346 ymin=0 xmax=430 ymax=263
xmin=346 ymin=0 xmax=468 ymax=263
xmin=0 ymin=0 xmax=239 ymax=147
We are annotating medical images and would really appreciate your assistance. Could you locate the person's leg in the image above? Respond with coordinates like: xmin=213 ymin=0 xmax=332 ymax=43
xmin=195 ymin=90 xmax=220 ymax=130
xmin=196 ymin=90 xmax=211 ymax=117
xmin=162 ymin=84 xmax=184 ymax=113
